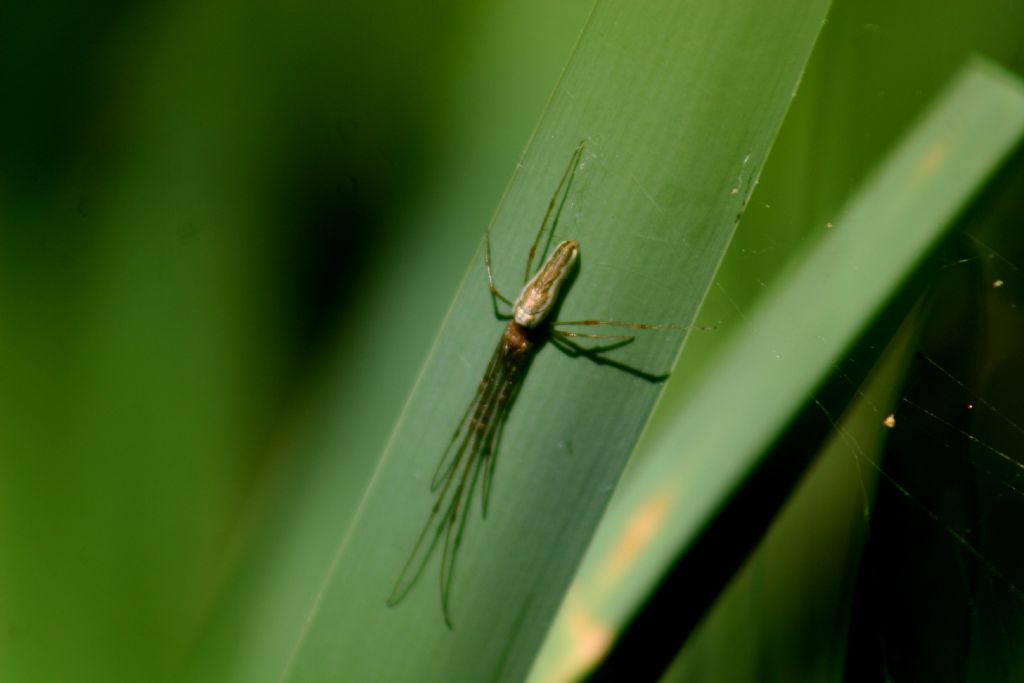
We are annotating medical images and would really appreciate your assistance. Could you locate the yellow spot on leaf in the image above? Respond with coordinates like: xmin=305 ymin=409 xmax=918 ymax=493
xmin=916 ymin=139 xmax=948 ymax=178
xmin=535 ymin=597 xmax=613 ymax=683
xmin=603 ymin=492 xmax=671 ymax=583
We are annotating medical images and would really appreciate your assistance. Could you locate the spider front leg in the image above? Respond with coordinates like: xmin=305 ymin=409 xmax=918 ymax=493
xmin=484 ymin=231 xmax=514 ymax=319
xmin=550 ymin=330 xmax=635 ymax=353
xmin=524 ymin=142 xmax=585 ymax=282
xmin=552 ymin=329 xmax=635 ymax=342
xmin=549 ymin=318 xmax=669 ymax=347
xmin=555 ymin=318 xmax=718 ymax=332
xmin=555 ymin=319 xmax=682 ymax=331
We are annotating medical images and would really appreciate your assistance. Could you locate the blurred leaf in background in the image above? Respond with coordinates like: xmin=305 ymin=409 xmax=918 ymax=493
xmin=2 ymin=0 xmax=1024 ymax=682
xmin=568 ymin=0 xmax=1024 ymax=680
xmin=1 ymin=1 xmax=590 ymax=681
xmin=542 ymin=60 xmax=1024 ymax=683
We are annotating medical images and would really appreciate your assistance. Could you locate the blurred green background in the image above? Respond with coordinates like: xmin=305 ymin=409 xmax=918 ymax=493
xmin=1 ymin=1 xmax=1022 ymax=682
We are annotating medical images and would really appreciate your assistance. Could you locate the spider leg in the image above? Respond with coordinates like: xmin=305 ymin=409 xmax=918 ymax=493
xmin=387 ymin=459 xmax=465 ymax=610
xmin=390 ymin=337 xmax=510 ymax=613
xmin=432 ymin=341 xmax=504 ymax=491
xmin=484 ymin=231 xmax=514 ymax=318
xmin=554 ymin=318 xmax=717 ymax=332
xmin=524 ymin=142 xmax=585 ymax=283
xmin=438 ymin=396 xmax=498 ymax=629
xmin=553 ymin=329 xmax=635 ymax=342
xmin=480 ymin=361 xmax=526 ymax=517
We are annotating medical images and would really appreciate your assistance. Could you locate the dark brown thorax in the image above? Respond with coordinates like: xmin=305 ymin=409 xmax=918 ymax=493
xmin=502 ymin=321 xmax=541 ymax=362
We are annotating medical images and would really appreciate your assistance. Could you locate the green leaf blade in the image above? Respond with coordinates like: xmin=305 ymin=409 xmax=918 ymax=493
xmin=532 ymin=59 xmax=1024 ymax=682
xmin=279 ymin=1 xmax=832 ymax=681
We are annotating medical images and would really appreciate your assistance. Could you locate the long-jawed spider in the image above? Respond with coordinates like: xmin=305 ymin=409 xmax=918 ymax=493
xmin=387 ymin=142 xmax=699 ymax=627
